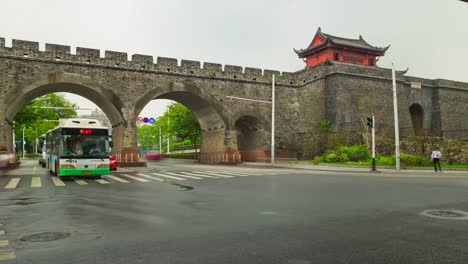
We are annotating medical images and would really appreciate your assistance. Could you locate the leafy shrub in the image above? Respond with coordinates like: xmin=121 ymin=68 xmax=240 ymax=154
xmin=399 ymin=153 xmax=432 ymax=167
xmin=25 ymin=153 xmax=40 ymax=158
xmin=325 ymin=153 xmax=339 ymax=162
xmin=375 ymin=155 xmax=395 ymax=166
xmin=338 ymin=144 xmax=369 ymax=161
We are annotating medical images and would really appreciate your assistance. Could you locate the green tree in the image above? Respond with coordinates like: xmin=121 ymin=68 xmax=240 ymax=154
xmin=13 ymin=94 xmax=78 ymax=153
xmin=167 ymin=103 xmax=201 ymax=156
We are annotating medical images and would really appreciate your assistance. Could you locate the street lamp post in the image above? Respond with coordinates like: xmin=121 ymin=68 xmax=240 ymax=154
xmin=271 ymin=74 xmax=276 ymax=164
xmin=22 ymin=126 xmax=25 ymax=158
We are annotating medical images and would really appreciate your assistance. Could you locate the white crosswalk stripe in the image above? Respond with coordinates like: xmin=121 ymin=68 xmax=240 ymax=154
xmin=120 ymin=174 xmax=150 ymax=182
xmin=152 ymin=173 xmax=186 ymax=181
xmin=217 ymin=171 xmax=271 ymax=176
xmin=4 ymin=178 xmax=20 ymax=189
xmin=178 ymin=172 xmax=220 ymax=178
xmin=191 ymin=171 xmax=235 ymax=178
xmin=0 ymin=252 xmax=16 ymax=261
xmin=105 ymin=175 xmax=130 ymax=183
xmin=75 ymin=179 xmax=88 ymax=185
xmin=95 ymin=179 xmax=110 ymax=184
xmin=51 ymin=177 xmax=66 ymax=186
xmin=137 ymin=173 xmax=164 ymax=182
xmin=165 ymin=172 xmax=202 ymax=180
xmin=31 ymin=177 xmax=41 ymax=188
xmin=0 ymin=240 xmax=9 ymax=247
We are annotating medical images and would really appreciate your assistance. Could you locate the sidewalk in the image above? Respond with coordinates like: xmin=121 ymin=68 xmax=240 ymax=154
xmin=240 ymin=161 xmax=468 ymax=176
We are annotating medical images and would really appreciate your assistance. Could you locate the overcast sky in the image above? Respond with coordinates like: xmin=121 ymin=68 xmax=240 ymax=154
xmin=1 ymin=0 xmax=466 ymax=117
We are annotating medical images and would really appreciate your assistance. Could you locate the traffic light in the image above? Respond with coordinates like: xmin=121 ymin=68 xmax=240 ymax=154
xmin=367 ymin=116 xmax=373 ymax=128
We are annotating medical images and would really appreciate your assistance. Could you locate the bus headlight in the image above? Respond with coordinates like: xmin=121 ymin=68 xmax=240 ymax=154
xmin=98 ymin=164 xmax=109 ymax=168
xmin=61 ymin=164 xmax=75 ymax=168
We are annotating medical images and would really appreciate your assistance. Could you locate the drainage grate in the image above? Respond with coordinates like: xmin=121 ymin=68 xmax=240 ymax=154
xmin=420 ymin=210 xmax=468 ymax=220
xmin=20 ymin=232 xmax=71 ymax=242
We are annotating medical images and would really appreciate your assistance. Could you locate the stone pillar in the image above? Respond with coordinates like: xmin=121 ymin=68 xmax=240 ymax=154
xmin=111 ymin=107 xmax=145 ymax=167
xmin=0 ymin=120 xmax=13 ymax=153
xmin=199 ymin=129 xmax=241 ymax=164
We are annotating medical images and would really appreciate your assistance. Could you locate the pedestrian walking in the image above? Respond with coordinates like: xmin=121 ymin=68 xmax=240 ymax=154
xmin=431 ymin=149 xmax=442 ymax=172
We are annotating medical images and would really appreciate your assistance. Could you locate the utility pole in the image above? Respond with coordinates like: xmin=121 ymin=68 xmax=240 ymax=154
xmin=392 ymin=63 xmax=401 ymax=170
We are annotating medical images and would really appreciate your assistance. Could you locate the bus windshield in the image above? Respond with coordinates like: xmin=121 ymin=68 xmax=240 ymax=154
xmin=61 ymin=135 xmax=110 ymax=158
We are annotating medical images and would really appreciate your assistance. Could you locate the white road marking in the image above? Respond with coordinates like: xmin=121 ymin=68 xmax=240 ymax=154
xmin=31 ymin=177 xmax=41 ymax=188
xmin=0 ymin=252 xmax=16 ymax=261
xmin=214 ymin=171 xmax=269 ymax=176
xmin=105 ymin=175 xmax=129 ymax=183
xmin=120 ymin=174 xmax=150 ymax=182
xmin=178 ymin=172 xmax=220 ymax=178
xmin=0 ymin=230 xmax=4 ymax=235
xmin=137 ymin=173 xmax=164 ymax=181
xmin=166 ymin=172 xmax=202 ymax=180
xmin=191 ymin=171 xmax=235 ymax=178
xmin=95 ymin=179 xmax=110 ymax=184
xmin=51 ymin=177 xmax=66 ymax=187
xmin=75 ymin=179 xmax=88 ymax=185
xmin=4 ymin=178 xmax=20 ymax=189
xmin=0 ymin=240 xmax=9 ymax=247
xmin=152 ymin=173 xmax=186 ymax=181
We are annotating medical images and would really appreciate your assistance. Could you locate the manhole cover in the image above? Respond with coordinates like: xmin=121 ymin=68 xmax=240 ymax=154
xmin=420 ymin=210 xmax=468 ymax=220
xmin=20 ymin=232 xmax=71 ymax=242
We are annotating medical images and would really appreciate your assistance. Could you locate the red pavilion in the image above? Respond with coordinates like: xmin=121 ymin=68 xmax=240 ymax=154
xmin=294 ymin=27 xmax=389 ymax=68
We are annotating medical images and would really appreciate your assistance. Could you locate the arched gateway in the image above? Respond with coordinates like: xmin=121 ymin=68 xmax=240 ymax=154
xmin=1 ymin=34 xmax=466 ymax=164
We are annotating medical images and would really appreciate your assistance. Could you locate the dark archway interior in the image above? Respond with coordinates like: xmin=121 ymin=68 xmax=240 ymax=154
xmin=409 ymin=104 xmax=424 ymax=136
xmin=235 ymin=116 xmax=263 ymax=161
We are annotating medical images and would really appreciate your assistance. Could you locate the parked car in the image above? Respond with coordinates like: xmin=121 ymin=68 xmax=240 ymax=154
xmin=109 ymin=155 xmax=118 ymax=171
xmin=145 ymin=151 xmax=162 ymax=160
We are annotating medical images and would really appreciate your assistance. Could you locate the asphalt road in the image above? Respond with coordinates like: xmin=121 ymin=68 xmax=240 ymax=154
xmin=0 ymin=159 xmax=468 ymax=264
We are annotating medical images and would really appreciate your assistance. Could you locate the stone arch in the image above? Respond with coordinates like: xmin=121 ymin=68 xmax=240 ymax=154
xmin=1 ymin=72 xmax=125 ymax=153
xmin=409 ymin=103 xmax=425 ymax=136
xmin=134 ymin=81 xmax=240 ymax=163
xmin=234 ymin=115 xmax=270 ymax=162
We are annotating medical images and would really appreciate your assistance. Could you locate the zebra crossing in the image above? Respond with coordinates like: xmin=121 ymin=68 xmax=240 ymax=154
xmin=1 ymin=169 xmax=293 ymax=190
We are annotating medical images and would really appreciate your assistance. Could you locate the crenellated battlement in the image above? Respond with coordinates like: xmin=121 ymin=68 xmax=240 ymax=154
xmin=0 ymin=37 xmax=298 ymax=86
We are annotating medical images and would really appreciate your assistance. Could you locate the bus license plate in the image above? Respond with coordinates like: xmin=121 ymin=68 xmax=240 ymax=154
xmin=82 ymin=171 xmax=91 ymax=175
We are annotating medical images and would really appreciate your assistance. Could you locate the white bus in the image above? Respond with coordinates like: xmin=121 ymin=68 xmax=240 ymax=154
xmin=45 ymin=118 xmax=111 ymax=177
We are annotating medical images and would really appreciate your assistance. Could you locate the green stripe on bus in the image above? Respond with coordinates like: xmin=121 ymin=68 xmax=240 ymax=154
xmin=59 ymin=168 xmax=110 ymax=177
